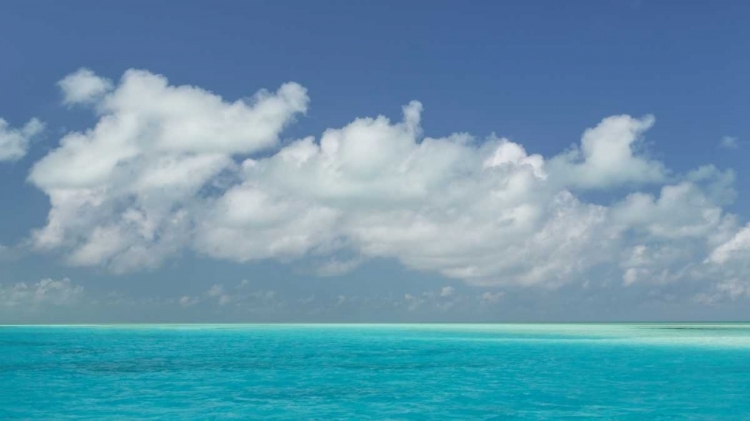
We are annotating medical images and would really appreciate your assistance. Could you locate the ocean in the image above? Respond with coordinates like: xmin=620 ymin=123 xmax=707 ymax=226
xmin=1 ymin=324 xmax=749 ymax=419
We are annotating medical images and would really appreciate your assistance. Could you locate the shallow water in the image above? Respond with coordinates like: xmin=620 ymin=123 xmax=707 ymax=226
xmin=2 ymin=324 xmax=750 ymax=419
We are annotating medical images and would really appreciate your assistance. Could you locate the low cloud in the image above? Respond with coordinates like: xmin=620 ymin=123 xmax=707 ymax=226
xmin=0 ymin=117 xmax=44 ymax=162
xmin=29 ymin=68 xmax=308 ymax=272
xmin=205 ymin=281 xmax=280 ymax=310
xmin=548 ymin=114 xmax=665 ymax=189
xmin=481 ymin=291 xmax=505 ymax=304
xmin=0 ymin=278 xmax=83 ymax=309
xmin=58 ymin=68 xmax=113 ymax=105
xmin=178 ymin=295 xmax=200 ymax=307
xmin=404 ymin=286 xmax=462 ymax=311
xmin=19 ymin=68 xmax=750 ymax=299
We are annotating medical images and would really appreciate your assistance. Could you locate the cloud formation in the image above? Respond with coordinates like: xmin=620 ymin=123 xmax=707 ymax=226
xmin=720 ymin=136 xmax=739 ymax=150
xmin=58 ymin=68 xmax=114 ymax=105
xmin=0 ymin=117 xmax=44 ymax=162
xmin=25 ymin=68 xmax=750 ymax=298
xmin=0 ymin=276 xmax=509 ymax=322
xmin=548 ymin=114 xmax=665 ymax=189
xmin=0 ymin=278 xmax=83 ymax=309
xmin=29 ymin=68 xmax=308 ymax=272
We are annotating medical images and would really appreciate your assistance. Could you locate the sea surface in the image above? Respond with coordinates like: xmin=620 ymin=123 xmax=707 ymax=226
xmin=1 ymin=324 xmax=750 ymax=420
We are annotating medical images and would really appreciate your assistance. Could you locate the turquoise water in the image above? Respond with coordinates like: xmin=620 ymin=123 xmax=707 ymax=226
xmin=2 ymin=324 xmax=750 ymax=419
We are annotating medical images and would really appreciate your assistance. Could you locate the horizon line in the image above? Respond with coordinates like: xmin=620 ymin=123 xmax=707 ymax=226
xmin=2 ymin=321 xmax=750 ymax=327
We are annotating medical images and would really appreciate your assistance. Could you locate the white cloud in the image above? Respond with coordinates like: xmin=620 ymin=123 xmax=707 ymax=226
xmin=25 ymin=68 xmax=750 ymax=297
xmin=719 ymin=136 xmax=739 ymax=150
xmin=611 ymin=182 xmax=724 ymax=239
xmin=58 ymin=68 xmax=113 ymax=105
xmin=0 ymin=117 xmax=44 ymax=162
xmin=708 ymin=224 xmax=750 ymax=264
xmin=0 ymin=278 xmax=83 ymax=308
xmin=193 ymin=103 xmax=621 ymax=287
xmin=29 ymin=68 xmax=309 ymax=272
xmin=548 ymin=114 xmax=665 ymax=189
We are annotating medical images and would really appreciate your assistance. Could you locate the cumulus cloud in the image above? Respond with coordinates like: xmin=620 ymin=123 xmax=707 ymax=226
xmin=29 ymin=68 xmax=308 ymax=272
xmin=193 ymin=102 xmax=618 ymax=287
xmin=0 ymin=117 xmax=44 ymax=162
xmin=25 ymin=68 xmax=750 ymax=297
xmin=58 ymin=68 xmax=113 ymax=105
xmin=708 ymin=224 xmax=750 ymax=264
xmin=548 ymin=115 xmax=665 ymax=189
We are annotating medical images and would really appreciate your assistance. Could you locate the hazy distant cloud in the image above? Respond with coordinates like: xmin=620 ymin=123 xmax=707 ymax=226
xmin=316 ymin=257 xmax=364 ymax=277
xmin=0 ymin=278 xmax=83 ymax=309
xmin=693 ymin=279 xmax=749 ymax=304
xmin=719 ymin=136 xmax=739 ymax=150
xmin=22 ymin=67 xmax=750 ymax=300
xmin=178 ymin=295 xmax=200 ymax=307
xmin=207 ymin=284 xmax=231 ymax=306
xmin=440 ymin=286 xmax=455 ymax=297
xmin=0 ymin=275 xmax=742 ymax=323
xmin=0 ymin=117 xmax=44 ymax=162
xmin=481 ymin=291 xmax=504 ymax=304
xmin=404 ymin=286 xmax=461 ymax=311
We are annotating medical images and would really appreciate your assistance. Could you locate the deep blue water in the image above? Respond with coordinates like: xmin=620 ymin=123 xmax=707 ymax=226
xmin=1 ymin=324 xmax=750 ymax=419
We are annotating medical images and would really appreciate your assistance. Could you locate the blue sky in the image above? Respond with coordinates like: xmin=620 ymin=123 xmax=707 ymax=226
xmin=1 ymin=1 xmax=749 ymax=322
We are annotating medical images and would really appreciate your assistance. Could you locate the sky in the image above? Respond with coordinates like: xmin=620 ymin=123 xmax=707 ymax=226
xmin=1 ymin=1 xmax=749 ymax=323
